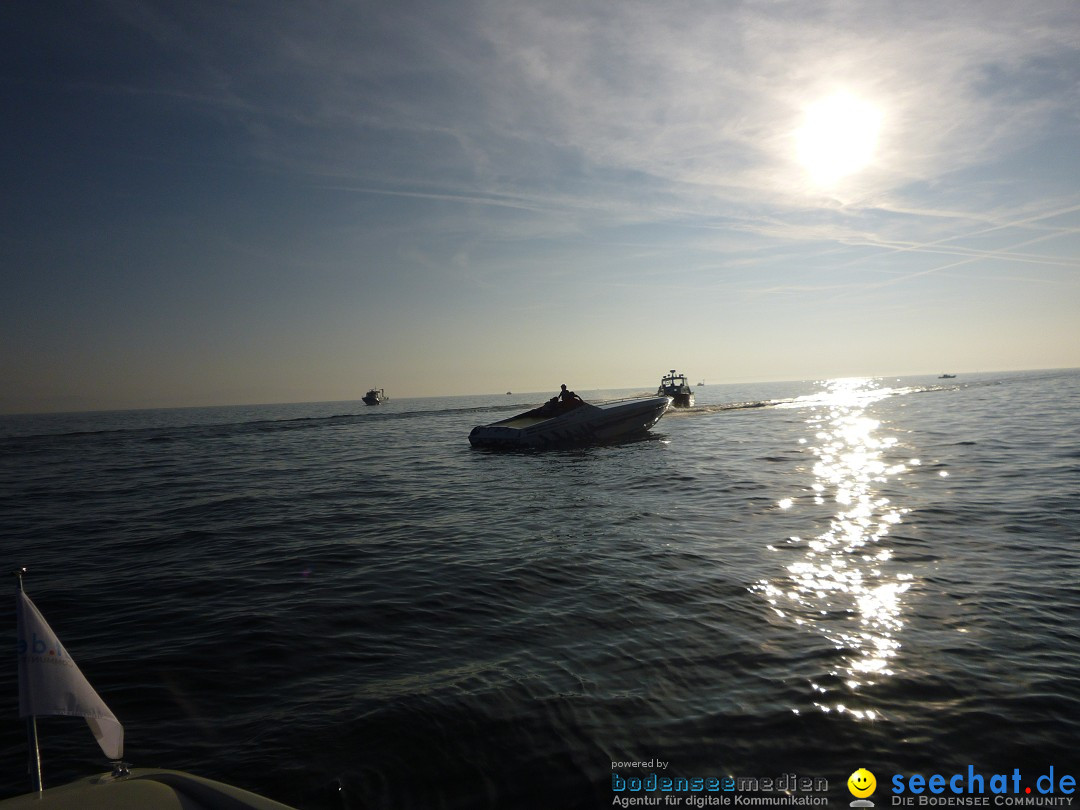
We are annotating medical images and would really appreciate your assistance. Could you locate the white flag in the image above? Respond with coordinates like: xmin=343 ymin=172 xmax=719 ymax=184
xmin=16 ymin=591 xmax=124 ymax=761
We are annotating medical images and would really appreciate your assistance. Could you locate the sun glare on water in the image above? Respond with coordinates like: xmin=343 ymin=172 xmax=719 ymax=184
xmin=796 ymin=92 xmax=882 ymax=187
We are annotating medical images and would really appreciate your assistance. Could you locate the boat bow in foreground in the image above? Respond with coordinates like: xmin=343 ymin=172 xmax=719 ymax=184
xmin=8 ymin=576 xmax=298 ymax=810
xmin=0 ymin=768 xmax=297 ymax=810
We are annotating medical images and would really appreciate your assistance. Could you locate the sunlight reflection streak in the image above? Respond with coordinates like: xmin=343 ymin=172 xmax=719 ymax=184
xmin=754 ymin=378 xmax=911 ymax=719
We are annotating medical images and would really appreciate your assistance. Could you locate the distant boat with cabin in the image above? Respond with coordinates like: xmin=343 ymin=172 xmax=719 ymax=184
xmin=658 ymin=370 xmax=695 ymax=408
xmin=362 ymin=388 xmax=387 ymax=405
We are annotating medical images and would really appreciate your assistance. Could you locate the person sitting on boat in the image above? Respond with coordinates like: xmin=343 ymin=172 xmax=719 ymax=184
xmin=558 ymin=384 xmax=584 ymax=409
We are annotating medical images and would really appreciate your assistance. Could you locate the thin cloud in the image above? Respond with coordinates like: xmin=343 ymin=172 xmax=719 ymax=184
xmin=99 ymin=1 xmax=1079 ymax=217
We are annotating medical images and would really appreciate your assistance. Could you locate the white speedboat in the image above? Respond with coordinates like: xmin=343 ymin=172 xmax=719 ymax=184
xmin=469 ymin=396 xmax=671 ymax=448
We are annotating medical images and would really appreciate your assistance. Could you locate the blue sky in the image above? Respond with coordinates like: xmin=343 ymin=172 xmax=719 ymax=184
xmin=2 ymin=0 xmax=1079 ymax=412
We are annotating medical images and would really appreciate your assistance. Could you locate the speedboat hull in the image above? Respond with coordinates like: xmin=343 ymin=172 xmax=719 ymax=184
xmin=469 ymin=396 xmax=671 ymax=449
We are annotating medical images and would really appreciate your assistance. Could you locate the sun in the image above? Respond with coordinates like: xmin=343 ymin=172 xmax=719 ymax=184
xmin=796 ymin=92 xmax=882 ymax=186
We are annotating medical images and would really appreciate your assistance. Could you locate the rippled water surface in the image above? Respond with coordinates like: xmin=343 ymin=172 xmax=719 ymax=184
xmin=2 ymin=370 xmax=1078 ymax=808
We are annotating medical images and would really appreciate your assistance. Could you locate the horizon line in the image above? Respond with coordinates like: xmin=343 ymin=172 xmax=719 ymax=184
xmin=3 ymin=366 xmax=1077 ymax=418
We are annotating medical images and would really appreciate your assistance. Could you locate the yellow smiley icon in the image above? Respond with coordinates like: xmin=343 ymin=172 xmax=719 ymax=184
xmin=848 ymin=768 xmax=876 ymax=798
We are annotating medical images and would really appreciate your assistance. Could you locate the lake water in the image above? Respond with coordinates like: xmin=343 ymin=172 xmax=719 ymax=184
xmin=2 ymin=369 xmax=1078 ymax=809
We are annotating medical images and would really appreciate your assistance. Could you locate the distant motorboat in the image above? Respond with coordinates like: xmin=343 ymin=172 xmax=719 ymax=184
xmin=469 ymin=396 xmax=671 ymax=449
xmin=939 ymin=374 xmax=956 ymax=379
xmin=658 ymin=370 xmax=695 ymax=408
xmin=362 ymin=388 xmax=387 ymax=405
xmin=697 ymin=380 xmax=705 ymax=386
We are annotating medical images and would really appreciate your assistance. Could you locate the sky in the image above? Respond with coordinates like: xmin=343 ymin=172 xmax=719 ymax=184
xmin=2 ymin=0 xmax=1079 ymax=413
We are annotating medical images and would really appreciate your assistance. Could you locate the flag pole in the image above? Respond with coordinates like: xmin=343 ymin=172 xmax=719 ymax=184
xmin=15 ymin=567 xmax=44 ymax=795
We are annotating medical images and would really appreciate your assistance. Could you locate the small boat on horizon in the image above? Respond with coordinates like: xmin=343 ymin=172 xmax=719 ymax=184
xmin=469 ymin=395 xmax=671 ymax=449
xmin=658 ymin=370 xmax=695 ymax=407
xmin=362 ymin=388 xmax=387 ymax=405
xmin=939 ymin=374 xmax=956 ymax=379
